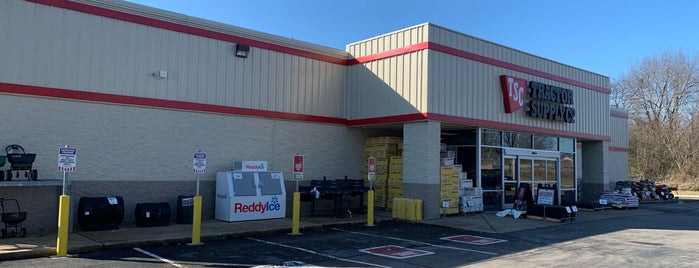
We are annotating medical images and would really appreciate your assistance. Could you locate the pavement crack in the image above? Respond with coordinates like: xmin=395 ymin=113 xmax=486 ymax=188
xmin=479 ymin=213 xmax=498 ymax=233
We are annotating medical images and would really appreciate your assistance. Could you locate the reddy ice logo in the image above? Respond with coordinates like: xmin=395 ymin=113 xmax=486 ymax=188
xmin=245 ymin=162 xmax=265 ymax=170
xmin=234 ymin=196 xmax=281 ymax=214
xmin=499 ymin=75 xmax=527 ymax=113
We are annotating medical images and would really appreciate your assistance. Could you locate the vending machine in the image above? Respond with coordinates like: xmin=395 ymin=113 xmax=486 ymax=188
xmin=215 ymin=171 xmax=287 ymax=222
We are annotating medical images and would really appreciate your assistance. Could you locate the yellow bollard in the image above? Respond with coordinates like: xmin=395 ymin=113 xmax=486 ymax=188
xmin=56 ymin=195 xmax=70 ymax=256
xmin=367 ymin=190 xmax=375 ymax=226
xmin=191 ymin=195 xmax=202 ymax=245
xmin=291 ymin=192 xmax=301 ymax=234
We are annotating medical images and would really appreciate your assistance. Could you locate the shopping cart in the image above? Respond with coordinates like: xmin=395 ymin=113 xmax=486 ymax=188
xmin=5 ymin=144 xmax=37 ymax=181
xmin=0 ymin=198 xmax=27 ymax=238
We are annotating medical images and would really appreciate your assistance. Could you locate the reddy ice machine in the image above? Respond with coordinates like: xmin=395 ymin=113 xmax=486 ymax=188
xmin=215 ymin=171 xmax=287 ymax=222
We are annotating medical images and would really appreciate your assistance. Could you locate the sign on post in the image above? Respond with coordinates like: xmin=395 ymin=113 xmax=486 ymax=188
xmin=193 ymin=152 xmax=206 ymax=174
xmin=292 ymin=155 xmax=304 ymax=181
xmin=57 ymin=147 xmax=77 ymax=172
xmin=367 ymin=156 xmax=376 ymax=181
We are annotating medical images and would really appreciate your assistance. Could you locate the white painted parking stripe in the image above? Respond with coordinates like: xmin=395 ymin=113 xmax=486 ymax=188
xmin=331 ymin=228 xmax=498 ymax=256
xmin=133 ymin=247 xmax=185 ymax=268
xmin=247 ymin=237 xmax=391 ymax=268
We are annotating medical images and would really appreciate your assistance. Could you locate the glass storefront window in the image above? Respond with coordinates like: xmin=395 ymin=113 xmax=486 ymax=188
xmin=483 ymin=191 xmax=502 ymax=211
xmin=534 ymin=135 xmax=558 ymax=151
xmin=533 ymin=159 xmax=546 ymax=181
xmin=481 ymin=129 xmax=501 ymax=146
xmin=561 ymin=190 xmax=576 ymax=203
xmin=503 ymin=132 xmax=532 ymax=148
xmin=560 ymin=153 xmax=575 ymax=188
xmin=481 ymin=147 xmax=502 ymax=190
xmin=546 ymin=160 xmax=556 ymax=183
xmin=519 ymin=158 xmax=532 ymax=181
xmin=560 ymin=138 xmax=575 ymax=152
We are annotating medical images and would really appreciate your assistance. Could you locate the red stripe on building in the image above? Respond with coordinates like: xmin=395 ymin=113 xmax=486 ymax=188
xmin=28 ymin=0 xmax=612 ymax=95
xmin=426 ymin=113 xmax=612 ymax=141
xmin=26 ymin=0 xmax=348 ymax=65
xmin=427 ymin=43 xmax=611 ymax=94
xmin=0 ymin=82 xmax=347 ymax=125
xmin=1 ymin=82 xmax=617 ymax=141
xmin=609 ymin=146 xmax=630 ymax=152
xmin=610 ymin=110 xmax=629 ymax=119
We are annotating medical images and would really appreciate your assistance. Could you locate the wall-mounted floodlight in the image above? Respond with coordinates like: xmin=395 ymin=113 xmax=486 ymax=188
xmin=152 ymin=70 xmax=168 ymax=79
xmin=235 ymin=44 xmax=250 ymax=58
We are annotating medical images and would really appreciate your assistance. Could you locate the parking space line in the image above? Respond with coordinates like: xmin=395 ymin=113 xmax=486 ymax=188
xmin=331 ymin=228 xmax=498 ymax=256
xmin=133 ymin=247 xmax=185 ymax=268
xmin=247 ymin=237 xmax=391 ymax=268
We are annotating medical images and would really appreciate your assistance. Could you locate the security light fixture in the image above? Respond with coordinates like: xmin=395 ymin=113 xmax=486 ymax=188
xmin=235 ymin=43 xmax=250 ymax=58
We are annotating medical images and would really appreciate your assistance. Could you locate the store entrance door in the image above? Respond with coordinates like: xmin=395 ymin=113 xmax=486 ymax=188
xmin=503 ymin=153 xmax=559 ymax=209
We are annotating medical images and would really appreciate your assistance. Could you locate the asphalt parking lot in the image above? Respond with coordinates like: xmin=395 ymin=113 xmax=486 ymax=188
xmin=2 ymin=201 xmax=699 ymax=268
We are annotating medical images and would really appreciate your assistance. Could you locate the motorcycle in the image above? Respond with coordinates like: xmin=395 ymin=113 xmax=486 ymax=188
xmin=655 ymin=185 xmax=675 ymax=200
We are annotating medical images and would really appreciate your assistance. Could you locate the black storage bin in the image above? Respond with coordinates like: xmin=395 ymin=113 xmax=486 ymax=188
xmin=177 ymin=195 xmax=194 ymax=224
xmin=77 ymin=196 xmax=124 ymax=231
xmin=135 ymin=202 xmax=171 ymax=227
xmin=527 ymin=204 xmax=575 ymax=220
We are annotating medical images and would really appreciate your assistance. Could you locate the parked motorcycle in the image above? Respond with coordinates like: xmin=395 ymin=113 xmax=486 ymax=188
xmin=655 ymin=185 xmax=675 ymax=200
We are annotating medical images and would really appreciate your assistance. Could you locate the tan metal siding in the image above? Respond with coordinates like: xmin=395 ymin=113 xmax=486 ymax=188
xmin=346 ymin=50 xmax=428 ymax=120
xmin=609 ymin=112 xmax=629 ymax=147
xmin=426 ymin=24 xmax=611 ymax=138
xmin=346 ymin=24 xmax=429 ymax=57
xmin=346 ymin=24 xmax=429 ymax=120
xmin=0 ymin=0 xmax=345 ymax=118
xmin=427 ymin=49 xmax=610 ymax=137
xmin=428 ymin=25 xmax=609 ymax=88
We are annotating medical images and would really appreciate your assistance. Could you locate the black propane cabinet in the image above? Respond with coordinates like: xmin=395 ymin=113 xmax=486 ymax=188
xmin=77 ymin=196 xmax=124 ymax=231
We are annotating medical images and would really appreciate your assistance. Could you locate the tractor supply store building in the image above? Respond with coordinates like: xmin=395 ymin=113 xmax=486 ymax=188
xmin=0 ymin=0 xmax=627 ymax=233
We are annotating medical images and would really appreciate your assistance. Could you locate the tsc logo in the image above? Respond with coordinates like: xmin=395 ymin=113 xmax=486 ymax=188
xmin=499 ymin=75 xmax=527 ymax=113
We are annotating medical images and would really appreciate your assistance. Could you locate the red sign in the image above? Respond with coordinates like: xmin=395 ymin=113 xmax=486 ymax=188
xmin=440 ymin=235 xmax=507 ymax=245
xmin=359 ymin=245 xmax=434 ymax=259
xmin=368 ymin=157 xmax=376 ymax=173
xmin=499 ymin=75 xmax=527 ymax=113
xmin=293 ymin=155 xmax=304 ymax=173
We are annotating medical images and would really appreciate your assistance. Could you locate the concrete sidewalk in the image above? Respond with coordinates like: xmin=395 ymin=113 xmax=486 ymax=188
xmin=0 ymin=205 xmax=668 ymax=261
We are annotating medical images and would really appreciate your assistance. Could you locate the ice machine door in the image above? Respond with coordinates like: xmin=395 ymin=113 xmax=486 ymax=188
xmin=258 ymin=172 xmax=283 ymax=195
xmin=232 ymin=172 xmax=257 ymax=196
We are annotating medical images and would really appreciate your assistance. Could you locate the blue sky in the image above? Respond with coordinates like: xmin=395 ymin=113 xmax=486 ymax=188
xmin=125 ymin=0 xmax=698 ymax=80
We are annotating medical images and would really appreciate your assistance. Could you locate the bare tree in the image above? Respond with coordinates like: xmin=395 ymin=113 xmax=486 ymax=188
xmin=611 ymin=50 xmax=699 ymax=181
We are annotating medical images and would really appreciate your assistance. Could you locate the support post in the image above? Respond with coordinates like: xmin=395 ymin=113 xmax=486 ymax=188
xmin=56 ymin=194 xmax=70 ymax=256
xmin=367 ymin=190 xmax=375 ymax=226
xmin=191 ymin=195 xmax=202 ymax=245
xmin=291 ymin=192 xmax=301 ymax=234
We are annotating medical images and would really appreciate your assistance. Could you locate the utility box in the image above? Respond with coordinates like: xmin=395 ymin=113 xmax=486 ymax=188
xmin=215 ymin=171 xmax=286 ymax=222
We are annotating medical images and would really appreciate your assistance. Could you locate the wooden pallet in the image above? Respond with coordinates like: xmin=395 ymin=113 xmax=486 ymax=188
xmin=526 ymin=215 xmax=574 ymax=223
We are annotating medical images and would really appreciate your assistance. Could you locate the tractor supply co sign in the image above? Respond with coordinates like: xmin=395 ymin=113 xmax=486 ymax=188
xmin=359 ymin=245 xmax=434 ymax=259
xmin=57 ymin=147 xmax=77 ymax=172
xmin=441 ymin=235 xmax=507 ymax=245
xmin=499 ymin=75 xmax=576 ymax=123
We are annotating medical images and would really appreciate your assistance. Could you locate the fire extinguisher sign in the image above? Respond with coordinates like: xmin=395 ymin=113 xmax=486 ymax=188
xmin=293 ymin=155 xmax=303 ymax=181
xmin=193 ymin=152 xmax=206 ymax=174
